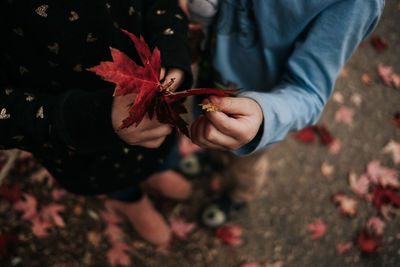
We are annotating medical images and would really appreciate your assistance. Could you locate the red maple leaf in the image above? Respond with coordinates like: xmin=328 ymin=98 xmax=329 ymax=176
xmin=371 ymin=36 xmax=387 ymax=52
xmin=356 ymin=228 xmax=382 ymax=254
xmin=315 ymin=126 xmax=334 ymax=145
xmin=306 ymin=218 xmax=327 ymax=239
xmin=215 ymin=224 xmax=243 ymax=246
xmin=294 ymin=126 xmax=316 ymax=143
xmin=13 ymin=193 xmax=38 ymax=220
xmin=371 ymin=185 xmax=400 ymax=211
xmin=168 ymin=216 xmax=196 ymax=239
xmin=89 ymin=29 xmax=238 ymax=136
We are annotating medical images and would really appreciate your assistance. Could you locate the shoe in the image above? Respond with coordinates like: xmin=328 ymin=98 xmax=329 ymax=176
xmin=201 ymin=194 xmax=247 ymax=228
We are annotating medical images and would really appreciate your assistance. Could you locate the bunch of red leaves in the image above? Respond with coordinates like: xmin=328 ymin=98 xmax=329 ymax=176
xmin=89 ymin=29 xmax=238 ymax=136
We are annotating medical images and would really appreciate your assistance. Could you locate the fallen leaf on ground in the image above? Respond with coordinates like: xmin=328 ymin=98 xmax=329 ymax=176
xmin=335 ymin=106 xmax=355 ymax=126
xmin=377 ymin=64 xmax=393 ymax=86
xmin=294 ymin=126 xmax=316 ymax=143
xmin=336 ymin=242 xmax=353 ymax=255
xmin=41 ymin=204 xmax=65 ymax=227
xmin=350 ymin=93 xmax=362 ymax=107
xmin=215 ymin=224 xmax=243 ymax=246
xmin=329 ymin=138 xmax=342 ymax=155
xmin=321 ymin=162 xmax=334 ymax=178
xmin=332 ymin=92 xmax=344 ymax=103
xmin=371 ymin=36 xmax=388 ymax=51
xmin=30 ymin=216 xmax=53 ymax=238
xmin=340 ymin=68 xmax=348 ymax=77
xmin=87 ymin=231 xmax=102 ymax=248
xmin=392 ymin=73 xmax=400 ymax=88
xmin=361 ymin=74 xmax=372 ymax=85
xmin=357 ymin=228 xmax=382 ymax=254
xmin=13 ymin=193 xmax=37 ymax=220
xmin=382 ymin=140 xmax=400 ymax=164
xmin=332 ymin=193 xmax=358 ymax=216
xmin=106 ymin=241 xmax=131 ymax=267
xmin=349 ymin=172 xmax=370 ymax=198
xmin=371 ymin=186 xmax=400 ymax=211
xmin=316 ymin=126 xmax=334 ymax=145
xmin=366 ymin=160 xmax=399 ymax=188
xmin=168 ymin=216 xmax=196 ymax=239
xmin=306 ymin=219 xmax=327 ymax=239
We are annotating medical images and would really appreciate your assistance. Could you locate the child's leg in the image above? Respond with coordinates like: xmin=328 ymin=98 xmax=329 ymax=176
xmin=226 ymin=151 xmax=269 ymax=203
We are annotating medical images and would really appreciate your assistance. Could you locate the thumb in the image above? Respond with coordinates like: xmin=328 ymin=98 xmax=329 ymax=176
xmin=209 ymin=95 xmax=252 ymax=116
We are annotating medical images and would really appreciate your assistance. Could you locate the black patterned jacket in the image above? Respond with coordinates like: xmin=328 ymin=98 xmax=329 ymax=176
xmin=0 ymin=0 xmax=191 ymax=195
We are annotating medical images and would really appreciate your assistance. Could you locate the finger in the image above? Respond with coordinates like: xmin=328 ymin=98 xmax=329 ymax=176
xmin=160 ymin=67 xmax=166 ymax=81
xmin=202 ymin=121 xmax=239 ymax=150
xmin=192 ymin=115 xmax=228 ymax=150
xmin=209 ymin=95 xmax=257 ymax=116
xmin=163 ymin=68 xmax=185 ymax=91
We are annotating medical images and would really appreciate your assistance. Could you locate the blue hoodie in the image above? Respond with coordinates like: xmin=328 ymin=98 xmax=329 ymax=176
xmin=213 ymin=0 xmax=385 ymax=155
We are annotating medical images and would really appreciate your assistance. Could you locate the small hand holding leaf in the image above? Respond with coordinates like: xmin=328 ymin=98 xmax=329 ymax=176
xmin=89 ymin=29 xmax=238 ymax=141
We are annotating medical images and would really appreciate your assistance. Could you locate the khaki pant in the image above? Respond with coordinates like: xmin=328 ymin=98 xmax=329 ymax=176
xmin=210 ymin=150 xmax=269 ymax=203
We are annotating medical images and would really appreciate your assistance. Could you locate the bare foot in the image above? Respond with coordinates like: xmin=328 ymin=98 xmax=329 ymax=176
xmin=143 ymin=170 xmax=192 ymax=200
xmin=105 ymin=195 xmax=171 ymax=246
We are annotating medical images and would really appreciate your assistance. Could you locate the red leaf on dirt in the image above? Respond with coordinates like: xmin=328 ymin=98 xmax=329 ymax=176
xmin=215 ymin=224 xmax=243 ymax=246
xmin=361 ymin=74 xmax=372 ymax=85
xmin=0 ymin=231 xmax=17 ymax=259
xmin=294 ymin=126 xmax=316 ymax=143
xmin=393 ymin=112 xmax=400 ymax=127
xmin=328 ymin=138 xmax=342 ymax=155
xmin=13 ymin=193 xmax=38 ymax=220
xmin=371 ymin=185 xmax=400 ymax=211
xmin=30 ymin=215 xmax=53 ymax=238
xmin=382 ymin=140 xmax=400 ymax=165
xmin=332 ymin=193 xmax=358 ymax=216
xmin=89 ymin=29 xmax=238 ymax=136
xmin=106 ymin=242 xmax=131 ymax=267
xmin=321 ymin=162 xmax=334 ymax=178
xmin=349 ymin=172 xmax=370 ymax=198
xmin=371 ymin=36 xmax=388 ymax=51
xmin=316 ymin=126 xmax=334 ymax=145
xmin=366 ymin=160 xmax=399 ymax=188
xmin=356 ymin=228 xmax=382 ymax=254
xmin=306 ymin=219 xmax=327 ymax=239
xmin=377 ymin=64 xmax=393 ymax=85
xmin=335 ymin=242 xmax=352 ymax=255
xmin=41 ymin=204 xmax=65 ymax=227
xmin=168 ymin=216 xmax=196 ymax=239
xmin=335 ymin=106 xmax=355 ymax=126
xmin=0 ymin=183 xmax=22 ymax=202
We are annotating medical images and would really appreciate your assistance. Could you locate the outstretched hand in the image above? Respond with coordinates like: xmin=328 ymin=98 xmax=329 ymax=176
xmin=112 ymin=68 xmax=185 ymax=148
xmin=191 ymin=95 xmax=263 ymax=150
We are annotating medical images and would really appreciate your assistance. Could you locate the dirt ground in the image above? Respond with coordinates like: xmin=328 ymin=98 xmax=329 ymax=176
xmin=0 ymin=1 xmax=399 ymax=267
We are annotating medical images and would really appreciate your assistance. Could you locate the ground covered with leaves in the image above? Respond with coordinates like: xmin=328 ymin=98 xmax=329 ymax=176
xmin=1 ymin=2 xmax=400 ymax=267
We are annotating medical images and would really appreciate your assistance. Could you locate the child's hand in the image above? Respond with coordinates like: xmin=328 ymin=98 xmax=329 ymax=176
xmin=112 ymin=68 xmax=185 ymax=148
xmin=191 ymin=95 xmax=263 ymax=150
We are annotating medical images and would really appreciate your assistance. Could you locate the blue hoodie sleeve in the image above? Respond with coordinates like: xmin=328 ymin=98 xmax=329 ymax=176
xmin=234 ymin=0 xmax=384 ymax=156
